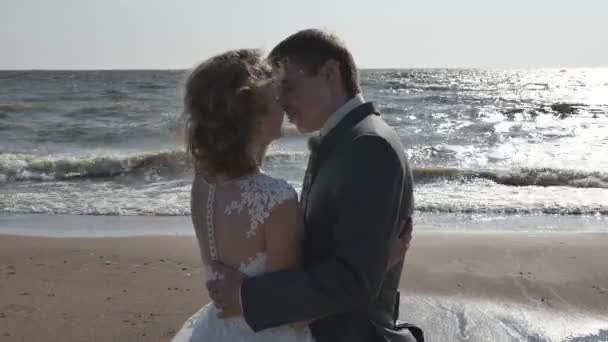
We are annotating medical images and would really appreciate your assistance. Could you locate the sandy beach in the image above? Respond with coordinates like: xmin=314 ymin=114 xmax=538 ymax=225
xmin=1 ymin=231 xmax=607 ymax=341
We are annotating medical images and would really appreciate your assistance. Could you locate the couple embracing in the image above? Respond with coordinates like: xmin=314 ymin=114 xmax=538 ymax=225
xmin=172 ymin=28 xmax=423 ymax=342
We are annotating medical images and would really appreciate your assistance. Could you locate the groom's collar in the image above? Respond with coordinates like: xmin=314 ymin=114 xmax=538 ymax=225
xmin=310 ymin=101 xmax=379 ymax=156
xmin=307 ymin=101 xmax=378 ymax=154
xmin=318 ymin=94 xmax=365 ymax=137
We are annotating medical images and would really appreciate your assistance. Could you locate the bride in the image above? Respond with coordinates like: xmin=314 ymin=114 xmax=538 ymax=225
xmin=170 ymin=49 xmax=314 ymax=341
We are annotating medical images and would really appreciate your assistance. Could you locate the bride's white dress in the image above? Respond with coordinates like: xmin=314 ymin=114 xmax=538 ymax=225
xmin=171 ymin=172 xmax=315 ymax=342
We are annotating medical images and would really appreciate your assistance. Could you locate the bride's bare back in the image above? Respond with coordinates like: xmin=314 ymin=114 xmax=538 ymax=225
xmin=191 ymin=172 xmax=302 ymax=279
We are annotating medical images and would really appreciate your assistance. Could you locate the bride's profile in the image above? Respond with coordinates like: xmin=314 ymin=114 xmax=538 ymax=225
xmin=171 ymin=49 xmax=314 ymax=342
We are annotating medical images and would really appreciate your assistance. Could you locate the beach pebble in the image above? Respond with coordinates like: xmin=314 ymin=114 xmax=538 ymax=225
xmin=20 ymin=292 xmax=30 ymax=296
xmin=0 ymin=312 xmax=5 ymax=318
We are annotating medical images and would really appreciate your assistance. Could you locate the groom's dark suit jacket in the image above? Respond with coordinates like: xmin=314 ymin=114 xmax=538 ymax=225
xmin=241 ymin=102 xmax=419 ymax=342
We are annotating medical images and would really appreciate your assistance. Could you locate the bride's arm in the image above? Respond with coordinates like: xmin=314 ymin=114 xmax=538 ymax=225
xmin=264 ymin=198 xmax=315 ymax=328
xmin=265 ymin=197 xmax=302 ymax=271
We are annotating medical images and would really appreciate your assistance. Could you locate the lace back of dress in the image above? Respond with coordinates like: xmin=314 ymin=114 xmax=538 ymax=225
xmin=192 ymin=173 xmax=296 ymax=280
xmin=175 ymin=174 xmax=314 ymax=342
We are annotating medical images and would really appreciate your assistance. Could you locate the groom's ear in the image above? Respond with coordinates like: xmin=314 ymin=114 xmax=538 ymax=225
xmin=321 ymin=59 xmax=341 ymax=84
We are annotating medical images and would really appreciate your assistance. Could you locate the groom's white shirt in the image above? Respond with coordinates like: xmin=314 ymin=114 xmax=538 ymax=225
xmin=238 ymin=93 xmax=365 ymax=313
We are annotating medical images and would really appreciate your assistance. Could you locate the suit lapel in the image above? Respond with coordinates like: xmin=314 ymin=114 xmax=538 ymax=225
xmin=316 ymin=102 xmax=378 ymax=162
xmin=301 ymin=102 xmax=379 ymax=209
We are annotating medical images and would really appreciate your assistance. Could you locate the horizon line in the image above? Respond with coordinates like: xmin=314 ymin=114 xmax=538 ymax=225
xmin=1 ymin=66 xmax=607 ymax=72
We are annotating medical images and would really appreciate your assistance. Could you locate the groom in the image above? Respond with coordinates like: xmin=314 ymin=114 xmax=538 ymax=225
xmin=207 ymin=29 xmax=421 ymax=342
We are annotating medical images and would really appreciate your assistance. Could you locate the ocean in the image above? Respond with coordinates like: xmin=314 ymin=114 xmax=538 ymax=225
xmin=1 ymin=68 xmax=607 ymax=235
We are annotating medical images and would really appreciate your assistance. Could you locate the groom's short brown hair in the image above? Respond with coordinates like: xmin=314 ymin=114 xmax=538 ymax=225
xmin=269 ymin=29 xmax=361 ymax=97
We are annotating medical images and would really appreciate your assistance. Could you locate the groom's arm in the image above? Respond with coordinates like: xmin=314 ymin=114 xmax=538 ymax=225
xmin=241 ymin=135 xmax=404 ymax=332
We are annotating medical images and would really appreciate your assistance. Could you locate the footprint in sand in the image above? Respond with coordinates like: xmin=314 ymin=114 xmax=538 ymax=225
xmin=4 ymin=303 xmax=37 ymax=315
xmin=6 ymin=265 xmax=16 ymax=275
xmin=122 ymin=319 xmax=137 ymax=326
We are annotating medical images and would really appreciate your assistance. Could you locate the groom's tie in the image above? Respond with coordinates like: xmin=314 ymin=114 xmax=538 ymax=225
xmin=301 ymin=135 xmax=322 ymax=206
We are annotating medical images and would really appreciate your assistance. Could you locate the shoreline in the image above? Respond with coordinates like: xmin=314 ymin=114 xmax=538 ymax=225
xmin=1 ymin=213 xmax=607 ymax=238
xmin=1 ymin=232 xmax=607 ymax=341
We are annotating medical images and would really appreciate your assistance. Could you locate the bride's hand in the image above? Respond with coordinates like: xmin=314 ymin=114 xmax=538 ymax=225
xmin=206 ymin=262 xmax=245 ymax=318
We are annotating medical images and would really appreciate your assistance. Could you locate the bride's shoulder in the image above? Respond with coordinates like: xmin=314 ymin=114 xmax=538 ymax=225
xmin=245 ymin=173 xmax=297 ymax=203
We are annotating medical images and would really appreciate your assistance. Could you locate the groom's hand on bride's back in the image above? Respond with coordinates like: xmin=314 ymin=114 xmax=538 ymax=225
xmin=387 ymin=218 xmax=413 ymax=271
xmin=206 ymin=262 xmax=245 ymax=318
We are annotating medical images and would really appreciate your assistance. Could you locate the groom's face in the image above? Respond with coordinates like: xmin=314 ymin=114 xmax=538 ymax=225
xmin=277 ymin=62 xmax=331 ymax=133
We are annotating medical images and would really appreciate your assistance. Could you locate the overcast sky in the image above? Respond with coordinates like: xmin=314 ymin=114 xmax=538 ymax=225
xmin=1 ymin=0 xmax=606 ymax=69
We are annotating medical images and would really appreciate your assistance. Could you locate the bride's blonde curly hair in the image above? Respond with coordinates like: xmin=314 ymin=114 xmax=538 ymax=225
xmin=183 ymin=49 xmax=275 ymax=179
